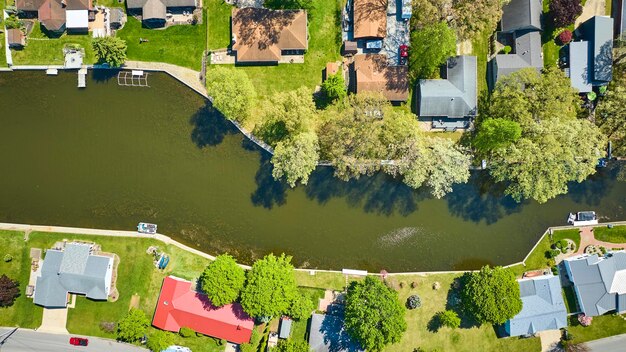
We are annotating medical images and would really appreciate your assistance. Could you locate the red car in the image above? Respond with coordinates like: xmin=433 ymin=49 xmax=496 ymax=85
xmin=69 ymin=337 xmax=89 ymax=346
xmin=400 ymin=45 xmax=409 ymax=58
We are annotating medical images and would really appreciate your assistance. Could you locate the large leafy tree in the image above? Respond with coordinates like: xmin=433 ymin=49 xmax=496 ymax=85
xmin=147 ymin=330 xmax=174 ymax=352
xmin=596 ymin=63 xmax=626 ymax=155
xmin=117 ymin=309 xmax=149 ymax=342
xmin=92 ymin=37 xmax=127 ymax=67
xmin=461 ymin=266 xmax=522 ymax=325
xmin=255 ymin=87 xmax=316 ymax=146
xmin=345 ymin=276 xmax=407 ymax=351
xmin=411 ymin=0 xmax=450 ymax=29
xmin=409 ymin=21 xmax=457 ymax=80
xmin=422 ymin=137 xmax=471 ymax=198
xmin=0 ymin=274 xmax=20 ymax=307
xmin=288 ymin=293 xmax=314 ymax=320
xmin=271 ymin=132 xmax=320 ymax=187
xmin=206 ymin=66 xmax=256 ymax=123
xmin=321 ymin=72 xmax=347 ymax=103
xmin=473 ymin=118 xmax=522 ymax=155
xmin=200 ymin=254 xmax=246 ymax=307
xmin=274 ymin=339 xmax=310 ymax=352
xmin=549 ymin=0 xmax=583 ymax=28
xmin=240 ymin=253 xmax=298 ymax=318
xmin=480 ymin=67 xmax=605 ymax=203
xmin=453 ymin=0 xmax=506 ymax=40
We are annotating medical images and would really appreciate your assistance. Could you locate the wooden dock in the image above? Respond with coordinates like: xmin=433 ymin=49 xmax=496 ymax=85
xmin=77 ymin=68 xmax=87 ymax=88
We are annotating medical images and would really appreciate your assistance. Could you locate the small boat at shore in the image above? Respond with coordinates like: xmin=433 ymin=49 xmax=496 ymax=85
xmin=137 ymin=222 xmax=157 ymax=234
xmin=567 ymin=211 xmax=598 ymax=226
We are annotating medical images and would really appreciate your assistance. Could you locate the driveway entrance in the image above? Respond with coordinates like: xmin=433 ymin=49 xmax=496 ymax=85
xmin=38 ymin=307 xmax=69 ymax=334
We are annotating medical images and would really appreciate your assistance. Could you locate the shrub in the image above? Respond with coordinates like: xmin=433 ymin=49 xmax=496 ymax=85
xmin=577 ymin=314 xmax=592 ymax=327
xmin=321 ymin=72 xmax=347 ymax=103
xmin=179 ymin=327 xmax=194 ymax=338
xmin=406 ymin=295 xmax=422 ymax=309
xmin=556 ymin=240 xmax=569 ymax=250
xmin=99 ymin=321 xmax=116 ymax=334
xmin=558 ymin=30 xmax=573 ymax=45
xmin=147 ymin=330 xmax=174 ymax=352
xmin=546 ymin=249 xmax=561 ymax=259
xmin=0 ymin=275 xmax=20 ymax=307
xmin=3 ymin=254 xmax=12 ymax=262
xmin=438 ymin=310 xmax=461 ymax=329
xmin=550 ymin=0 xmax=583 ymax=28
xmin=410 ymin=282 xmax=418 ymax=289
xmin=502 ymin=45 xmax=512 ymax=54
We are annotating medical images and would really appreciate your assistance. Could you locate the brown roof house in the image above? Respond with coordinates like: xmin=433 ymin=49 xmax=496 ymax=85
xmin=353 ymin=0 xmax=387 ymax=39
xmin=126 ymin=0 xmax=197 ymax=28
xmin=38 ymin=0 xmax=66 ymax=32
xmin=231 ymin=7 xmax=308 ymax=64
xmin=7 ymin=29 xmax=26 ymax=48
xmin=352 ymin=54 xmax=408 ymax=102
xmin=16 ymin=0 xmax=90 ymax=32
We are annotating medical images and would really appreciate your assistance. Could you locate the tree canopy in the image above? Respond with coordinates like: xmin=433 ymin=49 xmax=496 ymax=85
xmin=344 ymin=276 xmax=407 ymax=351
xmin=271 ymin=132 xmax=320 ymax=187
xmin=200 ymin=254 xmax=246 ymax=307
xmin=255 ymin=87 xmax=316 ymax=146
xmin=0 ymin=274 xmax=20 ymax=307
xmin=409 ymin=21 xmax=457 ymax=80
xmin=117 ymin=308 xmax=149 ymax=342
xmin=274 ymin=339 xmax=310 ymax=352
xmin=321 ymin=72 xmax=347 ymax=104
xmin=288 ymin=293 xmax=315 ymax=320
xmin=549 ymin=0 xmax=583 ymax=28
xmin=596 ymin=63 xmax=626 ymax=155
xmin=438 ymin=310 xmax=461 ymax=329
xmin=92 ymin=37 xmax=127 ymax=67
xmin=147 ymin=330 xmax=174 ymax=352
xmin=411 ymin=0 xmax=450 ymax=29
xmin=206 ymin=66 xmax=256 ymax=123
xmin=461 ymin=266 xmax=522 ymax=325
xmin=453 ymin=0 xmax=506 ymax=40
xmin=478 ymin=67 xmax=605 ymax=203
xmin=240 ymin=253 xmax=298 ymax=319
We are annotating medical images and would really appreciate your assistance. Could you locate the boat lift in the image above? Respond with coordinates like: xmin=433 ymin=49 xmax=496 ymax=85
xmin=117 ymin=70 xmax=150 ymax=87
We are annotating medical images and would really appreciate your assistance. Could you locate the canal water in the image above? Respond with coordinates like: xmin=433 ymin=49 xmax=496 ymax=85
xmin=1 ymin=71 xmax=625 ymax=271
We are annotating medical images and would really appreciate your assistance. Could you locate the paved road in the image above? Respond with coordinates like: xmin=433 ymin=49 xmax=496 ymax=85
xmin=0 ymin=328 xmax=147 ymax=352
xmin=586 ymin=333 xmax=626 ymax=352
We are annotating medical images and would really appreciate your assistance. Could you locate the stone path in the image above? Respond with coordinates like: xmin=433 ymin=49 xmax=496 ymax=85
xmin=123 ymin=60 xmax=208 ymax=98
xmin=574 ymin=226 xmax=626 ymax=255
xmin=575 ymin=0 xmax=606 ymax=29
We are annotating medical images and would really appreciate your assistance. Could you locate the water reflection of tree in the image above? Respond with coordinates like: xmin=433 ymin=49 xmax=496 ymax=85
xmin=189 ymin=102 xmax=237 ymax=148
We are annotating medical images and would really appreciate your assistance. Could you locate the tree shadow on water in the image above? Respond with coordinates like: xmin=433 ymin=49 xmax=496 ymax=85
xmin=566 ymin=164 xmax=617 ymax=206
xmin=189 ymin=102 xmax=238 ymax=148
xmin=91 ymin=69 xmax=120 ymax=83
xmin=446 ymin=171 xmax=523 ymax=224
xmin=303 ymin=168 xmax=427 ymax=216
xmin=250 ymin=154 xmax=288 ymax=209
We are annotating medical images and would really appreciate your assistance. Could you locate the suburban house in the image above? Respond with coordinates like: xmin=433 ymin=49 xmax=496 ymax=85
xmin=16 ymin=0 xmax=91 ymax=33
xmin=34 ymin=243 xmax=114 ymax=308
xmin=351 ymin=54 xmax=409 ymax=102
xmin=504 ymin=275 xmax=567 ymax=337
xmin=152 ymin=276 xmax=254 ymax=344
xmin=231 ymin=7 xmax=308 ymax=64
xmin=309 ymin=312 xmax=363 ymax=352
xmin=417 ymin=55 xmax=478 ymax=130
xmin=491 ymin=0 xmax=543 ymax=85
xmin=126 ymin=0 xmax=197 ymax=28
xmin=563 ymin=251 xmax=626 ymax=317
xmin=7 ymin=28 xmax=26 ymax=48
xmin=568 ymin=16 xmax=614 ymax=93
xmin=353 ymin=0 xmax=387 ymax=40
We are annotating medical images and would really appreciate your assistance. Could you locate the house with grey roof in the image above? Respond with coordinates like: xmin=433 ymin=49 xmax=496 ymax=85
xmin=504 ymin=275 xmax=567 ymax=337
xmin=563 ymin=251 xmax=626 ymax=317
xmin=34 ymin=243 xmax=114 ymax=308
xmin=491 ymin=0 xmax=544 ymax=86
xmin=308 ymin=313 xmax=363 ymax=352
xmin=568 ymin=16 xmax=614 ymax=93
xmin=126 ymin=0 xmax=196 ymax=27
xmin=418 ymin=56 xmax=478 ymax=130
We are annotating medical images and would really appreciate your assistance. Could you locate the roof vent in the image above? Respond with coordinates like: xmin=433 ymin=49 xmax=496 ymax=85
xmin=163 ymin=301 xmax=168 ymax=305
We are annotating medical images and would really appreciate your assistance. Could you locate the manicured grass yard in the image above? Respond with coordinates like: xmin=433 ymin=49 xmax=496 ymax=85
xmin=117 ymin=12 xmax=207 ymax=70
xmin=568 ymin=314 xmax=626 ymax=344
xmin=206 ymin=0 xmax=232 ymax=50
xmin=0 ymin=32 xmax=6 ymax=67
xmin=552 ymin=229 xmax=582 ymax=252
xmin=212 ymin=0 xmax=343 ymax=100
xmin=593 ymin=225 xmax=626 ymax=244
xmin=11 ymin=22 xmax=95 ymax=65
xmin=0 ymin=231 xmax=43 ymax=329
xmin=510 ymin=234 xmax=553 ymax=277
xmin=471 ymin=29 xmax=490 ymax=93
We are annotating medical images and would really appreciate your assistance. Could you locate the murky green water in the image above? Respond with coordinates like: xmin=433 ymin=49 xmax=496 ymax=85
xmin=1 ymin=71 xmax=625 ymax=271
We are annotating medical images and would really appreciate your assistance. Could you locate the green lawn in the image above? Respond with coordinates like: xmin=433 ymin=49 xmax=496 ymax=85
xmin=510 ymin=234 xmax=553 ymax=277
xmin=0 ymin=231 xmax=43 ymax=329
xmin=593 ymin=225 xmax=626 ymax=244
xmin=0 ymin=32 xmax=6 ymax=67
xmin=11 ymin=22 xmax=95 ymax=65
xmin=542 ymin=0 xmax=560 ymax=68
xmin=552 ymin=229 xmax=582 ymax=252
xmin=117 ymin=12 xmax=207 ymax=70
xmin=471 ymin=29 xmax=490 ymax=93
xmin=95 ymin=0 xmax=124 ymax=8
xmin=294 ymin=270 xmax=347 ymax=291
xmin=206 ymin=0 xmax=232 ymax=50
xmin=215 ymin=0 xmax=343 ymax=100
xmin=290 ymin=287 xmax=325 ymax=342
xmin=568 ymin=314 xmax=626 ymax=344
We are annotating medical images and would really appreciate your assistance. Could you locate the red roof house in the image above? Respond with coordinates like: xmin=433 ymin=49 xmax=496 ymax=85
xmin=152 ymin=276 xmax=254 ymax=344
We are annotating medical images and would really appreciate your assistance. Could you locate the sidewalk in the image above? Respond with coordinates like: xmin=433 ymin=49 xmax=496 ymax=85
xmin=123 ymin=60 xmax=208 ymax=98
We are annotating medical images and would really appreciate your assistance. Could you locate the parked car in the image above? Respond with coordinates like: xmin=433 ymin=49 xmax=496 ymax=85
xmin=69 ymin=337 xmax=89 ymax=346
xmin=400 ymin=45 xmax=409 ymax=58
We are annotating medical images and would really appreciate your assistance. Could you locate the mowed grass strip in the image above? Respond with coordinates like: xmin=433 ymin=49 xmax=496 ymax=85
xmin=593 ymin=225 xmax=626 ymax=244
xmin=11 ymin=23 xmax=95 ymax=65
xmin=206 ymin=0 xmax=232 ymax=50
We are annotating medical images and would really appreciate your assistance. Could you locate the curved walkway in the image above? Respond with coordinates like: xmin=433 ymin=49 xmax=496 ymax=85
xmin=574 ymin=226 xmax=626 ymax=255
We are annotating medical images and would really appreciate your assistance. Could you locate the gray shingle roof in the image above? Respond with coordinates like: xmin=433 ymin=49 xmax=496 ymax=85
xmin=418 ymin=55 xmax=478 ymax=118
xmin=34 ymin=243 xmax=113 ymax=308
xmin=501 ymin=0 xmax=542 ymax=32
xmin=493 ymin=30 xmax=543 ymax=81
xmin=564 ymin=252 xmax=626 ymax=316
xmin=505 ymin=275 xmax=567 ymax=337
xmin=308 ymin=313 xmax=363 ymax=352
xmin=278 ymin=318 xmax=292 ymax=339
xmin=580 ymin=16 xmax=614 ymax=84
xmin=126 ymin=0 xmax=195 ymax=10
xmin=569 ymin=41 xmax=592 ymax=93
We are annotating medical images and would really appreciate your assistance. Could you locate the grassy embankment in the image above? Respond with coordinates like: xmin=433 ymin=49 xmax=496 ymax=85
xmin=594 ymin=225 xmax=626 ymax=243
